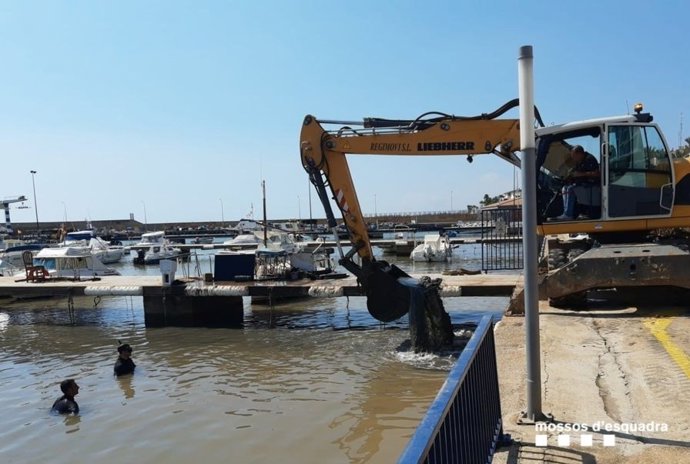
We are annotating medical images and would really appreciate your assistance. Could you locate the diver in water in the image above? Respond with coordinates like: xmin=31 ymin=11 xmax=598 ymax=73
xmin=114 ymin=343 xmax=136 ymax=376
xmin=51 ymin=379 xmax=79 ymax=414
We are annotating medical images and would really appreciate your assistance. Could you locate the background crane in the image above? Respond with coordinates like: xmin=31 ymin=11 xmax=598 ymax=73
xmin=2 ymin=195 xmax=28 ymax=236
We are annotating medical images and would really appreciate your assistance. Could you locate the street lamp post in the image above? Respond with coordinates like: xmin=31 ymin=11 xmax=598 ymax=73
xmin=30 ymin=170 xmax=39 ymax=234
xmin=219 ymin=198 xmax=225 ymax=228
xmin=141 ymin=201 xmax=148 ymax=232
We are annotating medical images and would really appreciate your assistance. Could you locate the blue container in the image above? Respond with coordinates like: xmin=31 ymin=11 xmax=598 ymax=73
xmin=214 ymin=253 xmax=255 ymax=281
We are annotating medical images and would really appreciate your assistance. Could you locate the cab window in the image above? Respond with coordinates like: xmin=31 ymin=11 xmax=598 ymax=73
xmin=607 ymin=125 xmax=671 ymax=216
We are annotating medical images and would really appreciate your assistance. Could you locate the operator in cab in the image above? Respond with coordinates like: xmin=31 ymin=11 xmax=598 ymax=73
xmin=553 ymin=145 xmax=600 ymax=220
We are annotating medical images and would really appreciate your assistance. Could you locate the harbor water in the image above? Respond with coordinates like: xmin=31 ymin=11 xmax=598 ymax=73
xmin=0 ymin=242 xmax=508 ymax=463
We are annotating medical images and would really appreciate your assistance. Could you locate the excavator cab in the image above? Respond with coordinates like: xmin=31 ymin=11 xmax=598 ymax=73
xmin=535 ymin=107 xmax=674 ymax=229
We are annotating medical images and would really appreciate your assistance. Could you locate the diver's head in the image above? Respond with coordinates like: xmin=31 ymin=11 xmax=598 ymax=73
xmin=117 ymin=343 xmax=133 ymax=358
xmin=60 ymin=379 xmax=79 ymax=397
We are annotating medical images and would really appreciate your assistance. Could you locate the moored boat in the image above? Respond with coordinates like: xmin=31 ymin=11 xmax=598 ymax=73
xmin=410 ymin=234 xmax=452 ymax=262
xmin=62 ymin=230 xmax=124 ymax=264
xmin=32 ymin=247 xmax=120 ymax=279
xmin=133 ymin=240 xmax=183 ymax=265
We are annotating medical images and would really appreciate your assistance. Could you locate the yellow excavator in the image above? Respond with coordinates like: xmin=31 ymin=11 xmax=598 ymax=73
xmin=300 ymin=100 xmax=690 ymax=323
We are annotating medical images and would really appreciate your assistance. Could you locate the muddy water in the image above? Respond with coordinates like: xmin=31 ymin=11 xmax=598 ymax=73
xmin=0 ymin=245 xmax=507 ymax=463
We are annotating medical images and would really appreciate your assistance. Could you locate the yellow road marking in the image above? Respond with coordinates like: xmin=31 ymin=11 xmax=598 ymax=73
xmin=644 ymin=317 xmax=690 ymax=380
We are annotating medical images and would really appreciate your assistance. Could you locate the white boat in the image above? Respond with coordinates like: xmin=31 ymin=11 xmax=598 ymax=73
xmin=62 ymin=230 xmax=124 ymax=264
xmin=255 ymin=230 xmax=303 ymax=254
xmin=271 ymin=221 xmax=303 ymax=234
xmin=0 ymin=243 xmax=44 ymax=272
xmin=132 ymin=231 xmax=166 ymax=247
xmin=232 ymin=219 xmax=262 ymax=233
xmin=289 ymin=241 xmax=339 ymax=277
xmin=32 ymin=247 xmax=120 ymax=279
xmin=410 ymin=234 xmax=452 ymax=262
xmin=133 ymin=240 xmax=182 ymax=265
xmin=223 ymin=233 xmax=260 ymax=247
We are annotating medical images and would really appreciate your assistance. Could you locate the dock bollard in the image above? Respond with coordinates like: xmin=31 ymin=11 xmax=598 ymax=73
xmin=160 ymin=259 xmax=177 ymax=286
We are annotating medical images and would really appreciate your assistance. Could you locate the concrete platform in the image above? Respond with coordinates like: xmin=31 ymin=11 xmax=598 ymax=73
xmin=0 ymin=273 xmax=521 ymax=299
xmin=493 ymin=301 xmax=690 ymax=463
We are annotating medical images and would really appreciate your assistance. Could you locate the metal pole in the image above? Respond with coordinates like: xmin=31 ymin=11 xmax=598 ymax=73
xmin=374 ymin=194 xmax=378 ymax=228
xmin=308 ymin=180 xmax=313 ymax=231
xmin=220 ymin=198 xmax=225 ymax=227
xmin=30 ymin=170 xmax=39 ymax=234
xmin=262 ymin=180 xmax=268 ymax=247
xmin=518 ymin=45 xmax=544 ymax=421
xmin=141 ymin=201 xmax=147 ymax=232
xmin=451 ymin=190 xmax=453 ymax=211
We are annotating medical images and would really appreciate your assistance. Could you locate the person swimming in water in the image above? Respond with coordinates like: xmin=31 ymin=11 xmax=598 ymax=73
xmin=114 ymin=343 xmax=136 ymax=376
xmin=51 ymin=379 xmax=79 ymax=414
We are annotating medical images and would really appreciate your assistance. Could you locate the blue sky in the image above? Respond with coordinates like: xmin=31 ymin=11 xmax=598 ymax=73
xmin=1 ymin=1 xmax=688 ymax=224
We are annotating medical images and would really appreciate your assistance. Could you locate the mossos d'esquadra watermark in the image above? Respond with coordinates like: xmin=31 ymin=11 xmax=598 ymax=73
xmin=533 ymin=421 xmax=669 ymax=447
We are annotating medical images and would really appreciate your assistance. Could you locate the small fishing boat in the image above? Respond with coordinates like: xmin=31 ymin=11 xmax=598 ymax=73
xmin=132 ymin=231 xmax=166 ymax=248
xmin=410 ymin=234 xmax=452 ymax=262
xmin=133 ymin=240 xmax=183 ymax=265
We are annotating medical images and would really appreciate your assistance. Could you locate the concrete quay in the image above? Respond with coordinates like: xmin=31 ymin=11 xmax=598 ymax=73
xmin=0 ymin=273 xmax=520 ymax=299
xmin=493 ymin=301 xmax=690 ymax=463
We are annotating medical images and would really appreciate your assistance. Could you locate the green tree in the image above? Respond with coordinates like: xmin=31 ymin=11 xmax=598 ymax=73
xmin=480 ymin=193 xmax=500 ymax=206
xmin=671 ymin=137 xmax=690 ymax=159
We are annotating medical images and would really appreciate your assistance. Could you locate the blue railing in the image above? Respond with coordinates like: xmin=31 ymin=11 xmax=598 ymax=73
xmin=399 ymin=316 xmax=506 ymax=463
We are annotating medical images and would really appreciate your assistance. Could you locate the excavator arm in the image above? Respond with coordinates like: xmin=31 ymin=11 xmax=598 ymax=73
xmin=300 ymin=99 xmax=532 ymax=323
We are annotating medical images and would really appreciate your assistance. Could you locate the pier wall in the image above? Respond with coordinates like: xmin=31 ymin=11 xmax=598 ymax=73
xmin=142 ymin=285 xmax=243 ymax=327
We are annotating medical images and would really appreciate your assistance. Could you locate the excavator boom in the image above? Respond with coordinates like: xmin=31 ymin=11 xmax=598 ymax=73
xmin=300 ymin=101 xmax=528 ymax=324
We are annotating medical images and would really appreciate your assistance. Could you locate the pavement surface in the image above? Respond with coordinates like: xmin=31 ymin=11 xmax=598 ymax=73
xmin=493 ymin=301 xmax=690 ymax=463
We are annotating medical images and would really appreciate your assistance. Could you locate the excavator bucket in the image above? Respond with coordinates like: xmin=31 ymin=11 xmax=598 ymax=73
xmin=361 ymin=261 xmax=454 ymax=352
xmin=363 ymin=261 xmax=412 ymax=322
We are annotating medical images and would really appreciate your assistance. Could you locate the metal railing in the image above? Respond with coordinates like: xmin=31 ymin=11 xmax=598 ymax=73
xmin=481 ymin=207 xmax=523 ymax=271
xmin=399 ymin=316 xmax=506 ymax=463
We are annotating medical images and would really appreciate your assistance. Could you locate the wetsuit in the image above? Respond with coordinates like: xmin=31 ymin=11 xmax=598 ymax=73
xmin=52 ymin=395 xmax=79 ymax=414
xmin=114 ymin=357 xmax=136 ymax=376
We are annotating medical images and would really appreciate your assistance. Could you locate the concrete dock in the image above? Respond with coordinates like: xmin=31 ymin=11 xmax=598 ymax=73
xmin=0 ymin=273 xmax=520 ymax=299
xmin=493 ymin=301 xmax=690 ymax=463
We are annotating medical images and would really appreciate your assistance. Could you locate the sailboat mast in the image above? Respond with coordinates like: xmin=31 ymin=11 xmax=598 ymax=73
xmin=262 ymin=180 xmax=268 ymax=247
